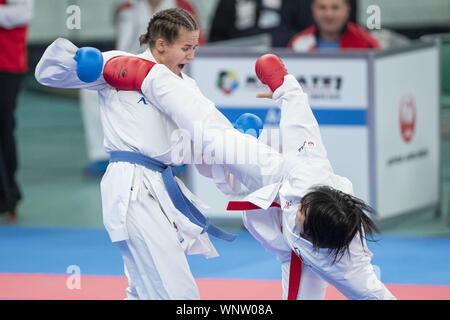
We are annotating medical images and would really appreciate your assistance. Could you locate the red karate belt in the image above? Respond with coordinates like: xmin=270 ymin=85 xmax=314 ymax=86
xmin=226 ymin=201 xmax=281 ymax=211
xmin=288 ymin=251 xmax=303 ymax=300
xmin=227 ymin=202 xmax=302 ymax=299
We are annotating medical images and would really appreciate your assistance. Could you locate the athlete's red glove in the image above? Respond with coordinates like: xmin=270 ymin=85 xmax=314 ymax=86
xmin=255 ymin=54 xmax=288 ymax=92
xmin=103 ymin=56 xmax=156 ymax=90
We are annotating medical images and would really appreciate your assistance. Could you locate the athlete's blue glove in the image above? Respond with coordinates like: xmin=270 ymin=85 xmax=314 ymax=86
xmin=73 ymin=47 xmax=103 ymax=83
xmin=233 ymin=113 xmax=263 ymax=138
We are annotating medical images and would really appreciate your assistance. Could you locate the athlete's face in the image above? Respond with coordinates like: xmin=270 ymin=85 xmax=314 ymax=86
xmin=156 ymin=28 xmax=199 ymax=77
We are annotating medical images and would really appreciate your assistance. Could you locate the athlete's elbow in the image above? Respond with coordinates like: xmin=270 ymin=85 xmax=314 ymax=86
xmin=34 ymin=63 xmax=50 ymax=87
xmin=34 ymin=65 xmax=46 ymax=86
xmin=34 ymin=63 xmax=61 ymax=88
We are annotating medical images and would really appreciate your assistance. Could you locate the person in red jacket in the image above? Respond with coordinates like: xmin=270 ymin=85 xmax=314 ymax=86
xmin=288 ymin=0 xmax=380 ymax=51
xmin=0 ymin=0 xmax=33 ymax=222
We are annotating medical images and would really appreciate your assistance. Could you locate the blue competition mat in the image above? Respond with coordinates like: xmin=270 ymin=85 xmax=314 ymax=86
xmin=0 ymin=226 xmax=449 ymax=286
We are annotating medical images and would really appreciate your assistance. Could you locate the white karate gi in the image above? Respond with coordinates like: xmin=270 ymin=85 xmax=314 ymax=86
xmin=34 ymin=38 xmax=235 ymax=300
xmin=135 ymin=67 xmax=396 ymax=300
xmin=243 ymin=76 xmax=395 ymax=300
xmin=35 ymin=39 xmax=394 ymax=299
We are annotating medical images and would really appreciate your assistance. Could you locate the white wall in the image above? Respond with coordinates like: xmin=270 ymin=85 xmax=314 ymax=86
xmin=29 ymin=0 xmax=450 ymax=44
xmin=28 ymin=0 xmax=219 ymax=43
xmin=358 ymin=0 xmax=450 ymax=28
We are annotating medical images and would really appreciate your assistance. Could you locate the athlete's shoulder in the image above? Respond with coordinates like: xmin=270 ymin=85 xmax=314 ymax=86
xmin=330 ymin=174 xmax=354 ymax=196
xmin=181 ymin=71 xmax=199 ymax=88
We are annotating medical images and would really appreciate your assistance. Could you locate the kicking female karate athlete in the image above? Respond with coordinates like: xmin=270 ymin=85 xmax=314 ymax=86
xmin=34 ymin=8 xmax=244 ymax=300
xmin=94 ymin=52 xmax=396 ymax=300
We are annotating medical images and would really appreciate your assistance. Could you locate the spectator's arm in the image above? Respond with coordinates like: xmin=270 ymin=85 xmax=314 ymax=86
xmin=0 ymin=0 xmax=33 ymax=29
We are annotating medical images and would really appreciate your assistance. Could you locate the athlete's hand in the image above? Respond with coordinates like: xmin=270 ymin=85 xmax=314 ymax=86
xmin=256 ymin=91 xmax=273 ymax=99
xmin=255 ymin=54 xmax=288 ymax=92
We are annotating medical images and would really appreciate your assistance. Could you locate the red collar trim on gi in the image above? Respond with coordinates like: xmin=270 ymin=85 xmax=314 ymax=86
xmin=226 ymin=201 xmax=281 ymax=211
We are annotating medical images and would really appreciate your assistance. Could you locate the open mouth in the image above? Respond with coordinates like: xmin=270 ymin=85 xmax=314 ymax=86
xmin=178 ymin=64 xmax=185 ymax=70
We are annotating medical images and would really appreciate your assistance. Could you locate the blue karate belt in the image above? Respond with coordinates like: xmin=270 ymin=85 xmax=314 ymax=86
xmin=109 ymin=151 xmax=236 ymax=242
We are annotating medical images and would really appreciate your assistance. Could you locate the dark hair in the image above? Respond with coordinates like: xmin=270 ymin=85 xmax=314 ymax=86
xmin=299 ymin=185 xmax=379 ymax=263
xmin=139 ymin=8 xmax=198 ymax=48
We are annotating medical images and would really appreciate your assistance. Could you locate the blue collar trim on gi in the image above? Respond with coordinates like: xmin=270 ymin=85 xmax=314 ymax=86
xmin=109 ymin=151 xmax=237 ymax=242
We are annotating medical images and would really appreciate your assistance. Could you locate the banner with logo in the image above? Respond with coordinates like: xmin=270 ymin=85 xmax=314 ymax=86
xmin=374 ymin=46 xmax=440 ymax=219
xmin=189 ymin=55 xmax=368 ymax=115
xmin=187 ymin=53 xmax=371 ymax=218
xmin=186 ymin=45 xmax=440 ymax=220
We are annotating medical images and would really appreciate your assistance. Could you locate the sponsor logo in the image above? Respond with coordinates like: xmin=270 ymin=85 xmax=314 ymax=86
xmin=138 ymin=97 xmax=148 ymax=105
xmin=296 ymin=75 xmax=343 ymax=101
xmin=283 ymin=200 xmax=292 ymax=209
xmin=298 ymin=140 xmax=315 ymax=153
xmin=217 ymin=70 xmax=239 ymax=95
xmin=298 ymin=141 xmax=306 ymax=153
xmin=387 ymin=94 xmax=429 ymax=166
xmin=399 ymin=94 xmax=416 ymax=143
xmin=245 ymin=75 xmax=267 ymax=91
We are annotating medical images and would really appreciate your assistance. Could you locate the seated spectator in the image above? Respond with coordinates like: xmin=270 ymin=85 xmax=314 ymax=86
xmin=288 ymin=0 xmax=380 ymax=51
xmin=209 ymin=0 xmax=314 ymax=47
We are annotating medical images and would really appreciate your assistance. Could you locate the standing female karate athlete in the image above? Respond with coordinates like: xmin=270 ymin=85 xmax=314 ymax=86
xmin=96 ymin=52 xmax=396 ymax=300
xmin=35 ymin=8 xmax=239 ymax=300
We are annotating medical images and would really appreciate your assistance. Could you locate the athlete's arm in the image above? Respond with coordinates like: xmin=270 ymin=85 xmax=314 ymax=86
xmin=35 ymin=38 xmax=125 ymax=90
